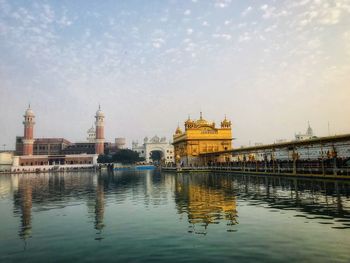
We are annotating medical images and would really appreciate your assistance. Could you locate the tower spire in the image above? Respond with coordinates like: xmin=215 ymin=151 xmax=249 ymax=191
xmin=200 ymin=111 xmax=203 ymax=120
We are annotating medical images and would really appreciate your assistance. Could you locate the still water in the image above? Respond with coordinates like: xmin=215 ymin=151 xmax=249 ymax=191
xmin=0 ymin=171 xmax=350 ymax=262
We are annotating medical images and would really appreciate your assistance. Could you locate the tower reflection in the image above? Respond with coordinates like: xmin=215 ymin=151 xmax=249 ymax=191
xmin=94 ymin=175 xmax=105 ymax=233
xmin=174 ymin=174 xmax=238 ymax=235
xmin=14 ymin=175 xmax=33 ymax=241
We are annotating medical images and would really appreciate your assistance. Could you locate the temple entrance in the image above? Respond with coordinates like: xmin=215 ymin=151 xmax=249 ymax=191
xmin=150 ymin=150 xmax=163 ymax=165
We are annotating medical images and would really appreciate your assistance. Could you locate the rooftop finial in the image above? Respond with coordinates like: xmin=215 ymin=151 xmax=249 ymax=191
xmin=28 ymin=103 xmax=31 ymax=109
xmin=200 ymin=111 xmax=203 ymax=120
xmin=99 ymin=104 xmax=101 ymax=110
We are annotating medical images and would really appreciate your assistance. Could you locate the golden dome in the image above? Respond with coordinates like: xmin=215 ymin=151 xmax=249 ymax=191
xmin=185 ymin=115 xmax=194 ymax=124
xmin=175 ymin=125 xmax=182 ymax=135
xmin=195 ymin=112 xmax=207 ymax=125
xmin=221 ymin=115 xmax=231 ymax=128
xmin=185 ymin=115 xmax=196 ymax=129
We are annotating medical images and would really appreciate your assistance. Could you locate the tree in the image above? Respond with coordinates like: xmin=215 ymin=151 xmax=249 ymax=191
xmin=97 ymin=154 xmax=112 ymax=163
xmin=112 ymin=149 xmax=144 ymax=164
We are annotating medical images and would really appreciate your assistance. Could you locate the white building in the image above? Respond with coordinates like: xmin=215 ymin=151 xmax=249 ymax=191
xmin=87 ymin=125 xmax=96 ymax=143
xmin=132 ymin=136 xmax=174 ymax=164
xmin=115 ymin=138 xmax=126 ymax=149
xmin=295 ymin=122 xmax=315 ymax=141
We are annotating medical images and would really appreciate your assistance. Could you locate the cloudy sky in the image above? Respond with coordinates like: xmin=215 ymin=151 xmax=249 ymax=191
xmin=1 ymin=0 xmax=349 ymax=149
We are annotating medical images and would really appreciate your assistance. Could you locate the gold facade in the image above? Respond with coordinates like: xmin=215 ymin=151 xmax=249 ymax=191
xmin=175 ymin=174 xmax=238 ymax=234
xmin=173 ymin=113 xmax=233 ymax=165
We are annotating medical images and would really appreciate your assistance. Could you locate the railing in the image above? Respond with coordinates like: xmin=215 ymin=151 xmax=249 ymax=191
xmin=162 ymin=159 xmax=350 ymax=176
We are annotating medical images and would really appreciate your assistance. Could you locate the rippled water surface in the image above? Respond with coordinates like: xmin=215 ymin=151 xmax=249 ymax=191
xmin=0 ymin=171 xmax=350 ymax=262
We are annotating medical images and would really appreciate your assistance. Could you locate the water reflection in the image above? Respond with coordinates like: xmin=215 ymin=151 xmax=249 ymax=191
xmin=2 ymin=171 xmax=350 ymax=244
xmin=233 ymin=175 xmax=350 ymax=220
xmin=13 ymin=176 xmax=32 ymax=240
xmin=174 ymin=174 xmax=238 ymax=235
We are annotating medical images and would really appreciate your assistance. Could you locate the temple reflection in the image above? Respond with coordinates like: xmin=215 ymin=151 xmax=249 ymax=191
xmin=8 ymin=170 xmax=350 ymax=243
xmin=174 ymin=174 xmax=238 ymax=234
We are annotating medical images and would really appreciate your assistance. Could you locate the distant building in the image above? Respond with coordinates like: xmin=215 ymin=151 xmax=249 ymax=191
xmin=115 ymin=138 xmax=126 ymax=149
xmin=132 ymin=136 xmax=174 ymax=164
xmin=173 ymin=113 xmax=233 ymax=166
xmin=295 ymin=122 xmax=316 ymax=141
xmin=61 ymin=142 xmax=111 ymax=155
xmin=16 ymin=137 xmax=71 ymax=156
xmin=87 ymin=125 xmax=96 ymax=143
xmin=0 ymin=151 xmax=14 ymax=171
xmin=11 ymin=154 xmax=98 ymax=173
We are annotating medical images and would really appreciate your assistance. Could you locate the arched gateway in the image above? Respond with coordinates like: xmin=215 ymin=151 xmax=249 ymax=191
xmin=132 ymin=136 xmax=174 ymax=164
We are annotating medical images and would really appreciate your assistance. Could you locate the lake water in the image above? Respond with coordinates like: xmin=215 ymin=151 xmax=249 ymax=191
xmin=0 ymin=170 xmax=349 ymax=262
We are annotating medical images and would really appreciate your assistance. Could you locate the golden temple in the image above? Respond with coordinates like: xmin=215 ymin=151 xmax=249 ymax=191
xmin=173 ymin=112 xmax=233 ymax=166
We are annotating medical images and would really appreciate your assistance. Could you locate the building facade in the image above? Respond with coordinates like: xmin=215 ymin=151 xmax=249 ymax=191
xmin=87 ymin=125 xmax=96 ymax=143
xmin=295 ymin=122 xmax=316 ymax=141
xmin=132 ymin=136 xmax=174 ymax=164
xmin=173 ymin=113 xmax=233 ymax=166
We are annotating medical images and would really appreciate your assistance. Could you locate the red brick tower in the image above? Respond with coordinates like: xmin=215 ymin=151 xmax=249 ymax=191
xmin=22 ymin=105 xmax=35 ymax=155
xmin=95 ymin=105 xmax=105 ymax=155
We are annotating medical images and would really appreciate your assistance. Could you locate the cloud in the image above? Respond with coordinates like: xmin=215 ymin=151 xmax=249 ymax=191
xmin=187 ymin=28 xmax=193 ymax=35
xmin=212 ymin=33 xmax=232 ymax=40
xmin=214 ymin=0 xmax=232 ymax=8
xmin=260 ymin=4 xmax=288 ymax=19
xmin=184 ymin=9 xmax=191 ymax=15
xmin=241 ymin=6 xmax=253 ymax=17
xmin=152 ymin=38 xmax=165 ymax=48
xmin=238 ymin=32 xmax=250 ymax=42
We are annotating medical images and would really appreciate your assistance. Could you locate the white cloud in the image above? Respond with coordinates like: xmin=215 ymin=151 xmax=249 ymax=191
xmin=212 ymin=33 xmax=232 ymax=40
xmin=238 ymin=32 xmax=251 ymax=42
xmin=152 ymin=38 xmax=165 ymax=48
xmin=264 ymin=24 xmax=277 ymax=32
xmin=187 ymin=28 xmax=193 ymax=35
xmin=184 ymin=9 xmax=191 ymax=15
xmin=214 ymin=0 xmax=232 ymax=8
xmin=241 ymin=6 xmax=253 ymax=16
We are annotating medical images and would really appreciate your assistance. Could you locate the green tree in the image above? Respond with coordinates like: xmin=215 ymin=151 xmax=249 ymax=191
xmin=112 ymin=149 xmax=144 ymax=164
xmin=97 ymin=154 xmax=113 ymax=163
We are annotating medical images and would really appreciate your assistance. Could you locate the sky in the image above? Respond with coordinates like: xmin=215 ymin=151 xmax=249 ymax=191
xmin=0 ymin=0 xmax=350 ymax=149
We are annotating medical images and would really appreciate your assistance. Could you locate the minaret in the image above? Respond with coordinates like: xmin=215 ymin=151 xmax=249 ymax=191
xmin=95 ymin=105 xmax=105 ymax=155
xmin=22 ymin=105 xmax=35 ymax=156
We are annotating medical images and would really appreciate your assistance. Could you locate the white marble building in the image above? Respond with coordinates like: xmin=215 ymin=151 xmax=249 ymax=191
xmin=295 ymin=122 xmax=315 ymax=141
xmin=87 ymin=125 xmax=96 ymax=143
xmin=132 ymin=136 xmax=174 ymax=164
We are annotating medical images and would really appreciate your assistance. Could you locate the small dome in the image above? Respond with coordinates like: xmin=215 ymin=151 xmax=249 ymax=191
xmin=196 ymin=118 xmax=208 ymax=126
xmin=96 ymin=105 xmax=105 ymax=117
xmin=306 ymin=122 xmax=313 ymax=136
xmin=185 ymin=117 xmax=194 ymax=125
xmin=221 ymin=115 xmax=231 ymax=128
xmin=175 ymin=126 xmax=182 ymax=135
xmin=195 ymin=112 xmax=209 ymax=126
xmin=184 ymin=116 xmax=196 ymax=129
xmin=25 ymin=105 xmax=34 ymax=116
